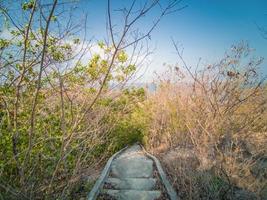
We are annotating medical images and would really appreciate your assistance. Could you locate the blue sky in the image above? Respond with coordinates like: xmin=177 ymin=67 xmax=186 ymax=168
xmin=80 ymin=0 xmax=267 ymax=81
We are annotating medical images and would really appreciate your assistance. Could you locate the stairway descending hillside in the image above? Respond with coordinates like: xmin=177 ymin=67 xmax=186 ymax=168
xmin=88 ymin=144 xmax=178 ymax=200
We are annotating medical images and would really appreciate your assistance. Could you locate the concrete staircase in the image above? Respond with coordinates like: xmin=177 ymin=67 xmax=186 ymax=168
xmin=100 ymin=145 xmax=162 ymax=200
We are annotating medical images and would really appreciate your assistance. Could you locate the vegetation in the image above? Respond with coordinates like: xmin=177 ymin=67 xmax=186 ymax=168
xmin=145 ymin=43 xmax=267 ymax=199
xmin=0 ymin=0 xmax=266 ymax=200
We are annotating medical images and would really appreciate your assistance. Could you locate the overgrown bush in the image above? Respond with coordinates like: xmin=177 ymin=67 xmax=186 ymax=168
xmin=0 ymin=0 xmax=179 ymax=198
xmin=144 ymin=43 xmax=267 ymax=199
xmin=0 ymin=1 xmax=266 ymax=199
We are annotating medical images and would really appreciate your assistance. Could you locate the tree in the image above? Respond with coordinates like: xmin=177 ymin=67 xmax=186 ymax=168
xmin=0 ymin=0 xmax=185 ymax=198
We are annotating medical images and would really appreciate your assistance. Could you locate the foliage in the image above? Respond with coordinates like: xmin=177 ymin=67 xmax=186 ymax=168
xmin=144 ymin=43 xmax=267 ymax=199
xmin=0 ymin=1 xmax=266 ymax=200
xmin=0 ymin=1 xmax=145 ymax=198
xmin=107 ymin=88 xmax=148 ymax=151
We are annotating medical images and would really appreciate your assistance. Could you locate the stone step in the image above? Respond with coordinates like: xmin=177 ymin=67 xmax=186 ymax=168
xmin=111 ymin=158 xmax=153 ymax=178
xmin=101 ymin=189 xmax=161 ymax=200
xmin=105 ymin=178 xmax=157 ymax=190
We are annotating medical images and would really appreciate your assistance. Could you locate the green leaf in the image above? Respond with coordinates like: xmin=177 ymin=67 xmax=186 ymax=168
xmin=117 ymin=51 xmax=128 ymax=63
xmin=51 ymin=15 xmax=57 ymax=22
xmin=0 ymin=39 xmax=9 ymax=49
xmin=22 ymin=0 xmax=34 ymax=10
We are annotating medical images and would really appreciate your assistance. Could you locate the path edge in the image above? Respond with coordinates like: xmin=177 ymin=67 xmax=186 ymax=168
xmin=87 ymin=146 xmax=128 ymax=200
xmin=141 ymin=146 xmax=180 ymax=200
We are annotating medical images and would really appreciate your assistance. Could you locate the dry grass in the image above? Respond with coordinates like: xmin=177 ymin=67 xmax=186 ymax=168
xmin=146 ymin=82 xmax=267 ymax=199
xmin=144 ymin=44 xmax=267 ymax=199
